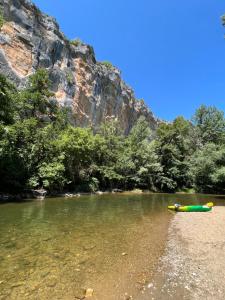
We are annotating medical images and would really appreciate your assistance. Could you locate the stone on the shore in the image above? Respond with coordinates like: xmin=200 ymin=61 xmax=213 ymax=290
xmin=74 ymin=288 xmax=86 ymax=299
xmin=124 ymin=292 xmax=133 ymax=299
xmin=46 ymin=276 xmax=57 ymax=287
xmin=95 ymin=191 xmax=103 ymax=195
xmin=32 ymin=189 xmax=47 ymax=199
xmin=147 ymin=283 xmax=153 ymax=288
xmin=83 ymin=244 xmax=96 ymax=250
xmin=112 ymin=189 xmax=123 ymax=193
xmin=85 ymin=288 xmax=94 ymax=297
xmin=65 ymin=193 xmax=74 ymax=198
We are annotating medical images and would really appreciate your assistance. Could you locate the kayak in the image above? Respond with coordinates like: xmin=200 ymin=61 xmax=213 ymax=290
xmin=168 ymin=202 xmax=213 ymax=212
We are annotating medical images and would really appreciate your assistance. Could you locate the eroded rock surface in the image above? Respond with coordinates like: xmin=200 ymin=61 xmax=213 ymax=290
xmin=0 ymin=0 xmax=158 ymax=133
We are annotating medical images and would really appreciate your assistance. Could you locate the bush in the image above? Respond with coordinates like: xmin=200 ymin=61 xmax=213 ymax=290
xmin=70 ymin=38 xmax=83 ymax=47
xmin=66 ymin=72 xmax=74 ymax=85
xmin=222 ymin=15 xmax=225 ymax=26
xmin=0 ymin=9 xmax=4 ymax=29
xmin=101 ymin=61 xmax=114 ymax=69
xmin=190 ymin=143 xmax=225 ymax=194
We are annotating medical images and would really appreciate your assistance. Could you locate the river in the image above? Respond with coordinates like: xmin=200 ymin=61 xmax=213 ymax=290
xmin=0 ymin=193 xmax=223 ymax=300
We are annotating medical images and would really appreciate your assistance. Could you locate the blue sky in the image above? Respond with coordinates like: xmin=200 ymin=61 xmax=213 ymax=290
xmin=32 ymin=0 xmax=225 ymax=121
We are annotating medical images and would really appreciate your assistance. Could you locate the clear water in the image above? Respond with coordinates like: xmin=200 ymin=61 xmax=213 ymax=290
xmin=0 ymin=193 xmax=223 ymax=300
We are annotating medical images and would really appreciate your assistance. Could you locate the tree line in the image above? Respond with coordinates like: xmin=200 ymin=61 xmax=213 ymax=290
xmin=0 ymin=69 xmax=225 ymax=195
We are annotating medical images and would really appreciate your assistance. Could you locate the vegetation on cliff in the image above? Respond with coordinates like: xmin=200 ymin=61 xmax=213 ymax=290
xmin=0 ymin=9 xmax=4 ymax=29
xmin=0 ymin=69 xmax=224 ymax=195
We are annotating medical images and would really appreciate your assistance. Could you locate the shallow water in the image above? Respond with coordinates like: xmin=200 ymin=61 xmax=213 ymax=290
xmin=0 ymin=193 xmax=224 ymax=300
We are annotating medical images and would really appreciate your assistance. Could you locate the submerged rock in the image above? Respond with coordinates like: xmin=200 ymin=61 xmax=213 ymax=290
xmin=83 ymin=244 xmax=96 ymax=251
xmin=46 ymin=276 xmax=57 ymax=287
xmin=74 ymin=288 xmax=86 ymax=299
xmin=85 ymin=288 xmax=94 ymax=298
xmin=124 ymin=293 xmax=133 ymax=300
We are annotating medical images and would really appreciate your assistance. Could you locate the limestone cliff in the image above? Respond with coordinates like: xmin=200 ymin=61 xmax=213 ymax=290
xmin=0 ymin=0 xmax=158 ymax=133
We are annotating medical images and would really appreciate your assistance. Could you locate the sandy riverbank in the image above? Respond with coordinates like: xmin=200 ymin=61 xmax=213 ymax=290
xmin=142 ymin=206 xmax=225 ymax=300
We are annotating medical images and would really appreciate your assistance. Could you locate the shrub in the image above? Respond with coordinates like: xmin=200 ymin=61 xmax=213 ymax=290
xmin=222 ymin=15 xmax=225 ymax=26
xmin=70 ymin=38 xmax=83 ymax=47
xmin=0 ymin=9 xmax=4 ymax=29
xmin=66 ymin=72 xmax=74 ymax=85
xmin=101 ymin=61 xmax=114 ymax=69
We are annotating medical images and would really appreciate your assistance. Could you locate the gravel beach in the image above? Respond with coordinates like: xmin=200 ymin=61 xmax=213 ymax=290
xmin=142 ymin=206 xmax=225 ymax=300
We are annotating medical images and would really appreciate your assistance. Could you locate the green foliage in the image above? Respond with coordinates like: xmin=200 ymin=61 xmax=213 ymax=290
xmin=129 ymin=116 xmax=152 ymax=145
xmin=136 ymin=99 xmax=145 ymax=105
xmin=190 ymin=144 xmax=225 ymax=194
xmin=18 ymin=68 xmax=55 ymax=121
xmin=66 ymin=72 xmax=74 ymax=85
xmin=192 ymin=105 xmax=225 ymax=145
xmin=0 ymin=9 xmax=4 ymax=29
xmin=0 ymin=71 xmax=62 ymax=193
xmin=124 ymin=117 xmax=161 ymax=190
xmin=101 ymin=61 xmax=114 ymax=69
xmin=0 ymin=118 xmax=39 ymax=191
xmin=70 ymin=38 xmax=83 ymax=47
xmin=0 ymin=71 xmax=224 ymax=195
xmin=96 ymin=120 xmax=124 ymax=188
xmin=155 ymin=117 xmax=192 ymax=192
xmin=29 ymin=158 xmax=66 ymax=192
xmin=0 ymin=74 xmax=17 ymax=125
xmin=222 ymin=15 xmax=225 ymax=26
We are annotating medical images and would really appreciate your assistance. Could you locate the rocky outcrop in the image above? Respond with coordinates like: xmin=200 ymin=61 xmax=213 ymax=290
xmin=0 ymin=0 xmax=158 ymax=133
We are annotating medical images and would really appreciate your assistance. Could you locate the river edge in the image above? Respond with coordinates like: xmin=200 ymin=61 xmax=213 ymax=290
xmin=2 ymin=189 xmax=225 ymax=204
xmin=141 ymin=206 xmax=225 ymax=300
xmin=0 ymin=189 xmax=150 ymax=202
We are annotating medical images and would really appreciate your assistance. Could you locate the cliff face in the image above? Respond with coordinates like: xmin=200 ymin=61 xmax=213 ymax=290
xmin=0 ymin=0 xmax=158 ymax=133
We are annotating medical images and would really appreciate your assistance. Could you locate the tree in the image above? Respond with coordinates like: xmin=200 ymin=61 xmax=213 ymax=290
xmin=0 ymin=75 xmax=17 ymax=125
xmin=124 ymin=117 xmax=161 ymax=190
xmin=192 ymin=105 xmax=225 ymax=145
xmin=28 ymin=158 xmax=66 ymax=192
xmin=129 ymin=116 xmax=152 ymax=145
xmin=19 ymin=69 xmax=55 ymax=121
xmin=190 ymin=143 xmax=225 ymax=194
xmin=56 ymin=126 xmax=99 ymax=191
xmin=0 ymin=118 xmax=39 ymax=191
xmin=155 ymin=117 xmax=192 ymax=192
xmin=96 ymin=119 xmax=125 ymax=189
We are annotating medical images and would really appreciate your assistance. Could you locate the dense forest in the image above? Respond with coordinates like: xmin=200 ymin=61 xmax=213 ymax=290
xmin=0 ymin=69 xmax=225 ymax=195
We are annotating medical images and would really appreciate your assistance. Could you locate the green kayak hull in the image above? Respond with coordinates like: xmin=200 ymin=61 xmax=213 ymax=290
xmin=168 ymin=205 xmax=212 ymax=212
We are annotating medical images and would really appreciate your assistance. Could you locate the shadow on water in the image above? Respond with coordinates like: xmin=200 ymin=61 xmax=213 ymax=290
xmin=0 ymin=199 xmax=33 ymax=205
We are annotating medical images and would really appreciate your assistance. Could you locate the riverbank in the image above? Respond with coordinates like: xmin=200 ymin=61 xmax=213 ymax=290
xmin=142 ymin=206 xmax=225 ymax=300
xmin=3 ymin=189 xmax=225 ymax=204
xmin=0 ymin=189 xmax=144 ymax=202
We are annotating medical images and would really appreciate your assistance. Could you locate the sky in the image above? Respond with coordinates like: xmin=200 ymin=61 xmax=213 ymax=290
xmin=32 ymin=0 xmax=225 ymax=121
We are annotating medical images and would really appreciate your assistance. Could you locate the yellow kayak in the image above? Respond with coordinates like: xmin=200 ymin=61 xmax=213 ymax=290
xmin=168 ymin=202 xmax=213 ymax=212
